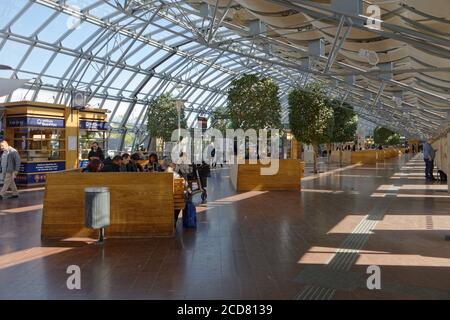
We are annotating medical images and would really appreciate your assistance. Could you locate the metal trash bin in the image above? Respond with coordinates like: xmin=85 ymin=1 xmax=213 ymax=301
xmin=85 ymin=187 xmax=110 ymax=242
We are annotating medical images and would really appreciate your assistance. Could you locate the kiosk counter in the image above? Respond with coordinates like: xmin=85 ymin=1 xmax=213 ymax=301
xmin=1 ymin=101 xmax=108 ymax=186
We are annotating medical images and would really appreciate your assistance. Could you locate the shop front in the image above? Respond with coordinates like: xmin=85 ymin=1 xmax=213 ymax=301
xmin=1 ymin=101 xmax=108 ymax=186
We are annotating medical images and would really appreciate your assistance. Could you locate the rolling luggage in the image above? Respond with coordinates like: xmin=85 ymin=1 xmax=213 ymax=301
xmin=183 ymin=201 xmax=197 ymax=228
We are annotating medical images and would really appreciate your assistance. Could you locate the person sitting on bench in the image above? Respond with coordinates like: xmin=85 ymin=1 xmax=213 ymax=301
xmin=145 ymin=153 xmax=164 ymax=172
xmin=82 ymin=159 xmax=103 ymax=172
xmin=102 ymin=155 xmax=123 ymax=172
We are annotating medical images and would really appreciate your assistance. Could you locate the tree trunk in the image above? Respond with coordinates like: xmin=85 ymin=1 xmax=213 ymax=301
xmin=327 ymin=142 xmax=332 ymax=164
xmin=312 ymin=143 xmax=319 ymax=174
xmin=149 ymin=137 xmax=157 ymax=152
xmin=339 ymin=142 xmax=343 ymax=167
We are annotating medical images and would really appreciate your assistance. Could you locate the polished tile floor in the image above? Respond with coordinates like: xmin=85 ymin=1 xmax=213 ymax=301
xmin=1 ymin=155 xmax=450 ymax=300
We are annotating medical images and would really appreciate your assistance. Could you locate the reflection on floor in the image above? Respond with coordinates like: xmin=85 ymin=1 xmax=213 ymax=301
xmin=1 ymin=155 xmax=449 ymax=299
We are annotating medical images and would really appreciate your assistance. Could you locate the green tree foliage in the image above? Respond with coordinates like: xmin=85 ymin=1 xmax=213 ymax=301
xmin=374 ymin=126 xmax=400 ymax=145
xmin=147 ymin=93 xmax=187 ymax=142
xmin=329 ymin=100 xmax=358 ymax=144
xmin=210 ymin=106 xmax=231 ymax=134
xmin=226 ymin=74 xmax=282 ymax=130
xmin=288 ymin=82 xmax=334 ymax=173
xmin=386 ymin=134 xmax=400 ymax=145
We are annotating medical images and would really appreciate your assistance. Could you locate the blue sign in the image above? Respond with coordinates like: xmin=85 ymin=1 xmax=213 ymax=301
xmin=15 ymin=173 xmax=48 ymax=185
xmin=80 ymin=120 xmax=108 ymax=131
xmin=79 ymin=160 xmax=89 ymax=168
xmin=7 ymin=117 xmax=65 ymax=128
xmin=19 ymin=161 xmax=66 ymax=174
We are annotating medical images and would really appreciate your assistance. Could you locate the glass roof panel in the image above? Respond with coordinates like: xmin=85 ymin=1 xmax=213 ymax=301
xmin=21 ymin=47 xmax=53 ymax=74
xmin=61 ymin=21 xmax=101 ymax=49
xmin=45 ymin=53 xmax=76 ymax=78
xmin=111 ymin=101 xmax=130 ymax=123
xmin=5 ymin=0 xmax=436 ymax=139
xmin=0 ymin=41 xmax=29 ymax=69
xmin=0 ymin=0 xmax=28 ymax=30
xmin=38 ymin=13 xmax=74 ymax=43
xmin=87 ymin=2 xmax=119 ymax=19
xmin=10 ymin=3 xmax=55 ymax=37
xmin=126 ymin=103 xmax=145 ymax=126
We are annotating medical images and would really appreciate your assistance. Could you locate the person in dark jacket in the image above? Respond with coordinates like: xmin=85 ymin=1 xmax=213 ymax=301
xmin=0 ymin=140 xmax=21 ymax=199
xmin=102 ymin=155 xmax=123 ymax=172
xmin=122 ymin=153 xmax=138 ymax=172
xmin=131 ymin=153 xmax=145 ymax=172
xmin=88 ymin=142 xmax=105 ymax=161
xmin=145 ymin=153 xmax=164 ymax=172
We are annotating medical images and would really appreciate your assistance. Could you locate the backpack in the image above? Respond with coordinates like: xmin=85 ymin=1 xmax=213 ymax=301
xmin=183 ymin=201 xmax=197 ymax=228
xmin=438 ymin=170 xmax=447 ymax=182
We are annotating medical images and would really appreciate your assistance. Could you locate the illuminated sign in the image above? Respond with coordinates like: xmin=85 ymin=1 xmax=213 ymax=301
xmin=7 ymin=117 xmax=65 ymax=128
xmin=79 ymin=120 xmax=108 ymax=131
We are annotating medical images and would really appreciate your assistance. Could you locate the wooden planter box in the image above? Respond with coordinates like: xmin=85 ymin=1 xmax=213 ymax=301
xmin=351 ymin=150 xmax=378 ymax=164
xmin=329 ymin=151 xmax=351 ymax=164
xmin=230 ymin=159 xmax=304 ymax=191
xmin=351 ymin=148 xmax=401 ymax=164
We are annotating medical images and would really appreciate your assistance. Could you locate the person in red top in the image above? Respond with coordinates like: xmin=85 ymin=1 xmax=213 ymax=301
xmin=82 ymin=159 xmax=103 ymax=172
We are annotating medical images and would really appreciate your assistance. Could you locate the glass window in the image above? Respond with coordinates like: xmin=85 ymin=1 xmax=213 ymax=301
xmin=12 ymin=127 xmax=66 ymax=162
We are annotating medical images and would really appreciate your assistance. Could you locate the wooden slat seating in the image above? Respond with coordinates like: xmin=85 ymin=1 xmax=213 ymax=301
xmin=230 ymin=160 xmax=304 ymax=191
xmin=173 ymin=178 xmax=186 ymax=211
xmin=42 ymin=172 xmax=176 ymax=239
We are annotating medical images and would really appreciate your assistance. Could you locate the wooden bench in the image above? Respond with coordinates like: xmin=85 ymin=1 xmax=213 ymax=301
xmin=173 ymin=178 xmax=185 ymax=211
xmin=42 ymin=172 xmax=176 ymax=239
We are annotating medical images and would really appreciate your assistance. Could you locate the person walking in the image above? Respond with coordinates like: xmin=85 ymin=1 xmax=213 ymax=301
xmin=0 ymin=140 xmax=21 ymax=199
xmin=423 ymin=139 xmax=436 ymax=181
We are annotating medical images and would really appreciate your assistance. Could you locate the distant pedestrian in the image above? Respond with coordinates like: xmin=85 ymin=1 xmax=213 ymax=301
xmin=423 ymin=139 xmax=436 ymax=181
xmin=0 ymin=140 xmax=21 ymax=199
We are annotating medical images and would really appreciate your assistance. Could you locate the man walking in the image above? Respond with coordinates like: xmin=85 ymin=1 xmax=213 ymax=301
xmin=0 ymin=140 xmax=21 ymax=199
xmin=423 ymin=138 xmax=436 ymax=181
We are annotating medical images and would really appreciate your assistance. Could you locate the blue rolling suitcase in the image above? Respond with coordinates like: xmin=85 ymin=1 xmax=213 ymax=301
xmin=183 ymin=201 xmax=197 ymax=228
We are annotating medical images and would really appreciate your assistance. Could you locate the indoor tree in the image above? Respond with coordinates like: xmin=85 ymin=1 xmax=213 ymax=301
xmin=374 ymin=126 xmax=400 ymax=146
xmin=210 ymin=106 xmax=231 ymax=134
xmin=147 ymin=93 xmax=187 ymax=150
xmin=326 ymin=99 xmax=358 ymax=163
xmin=288 ymin=82 xmax=334 ymax=173
xmin=226 ymin=74 xmax=282 ymax=130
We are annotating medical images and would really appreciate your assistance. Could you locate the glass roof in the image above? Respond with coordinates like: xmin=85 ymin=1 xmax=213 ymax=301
xmin=0 ymin=0 xmax=282 ymax=133
xmin=1 ymin=0 xmax=449 ymax=146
